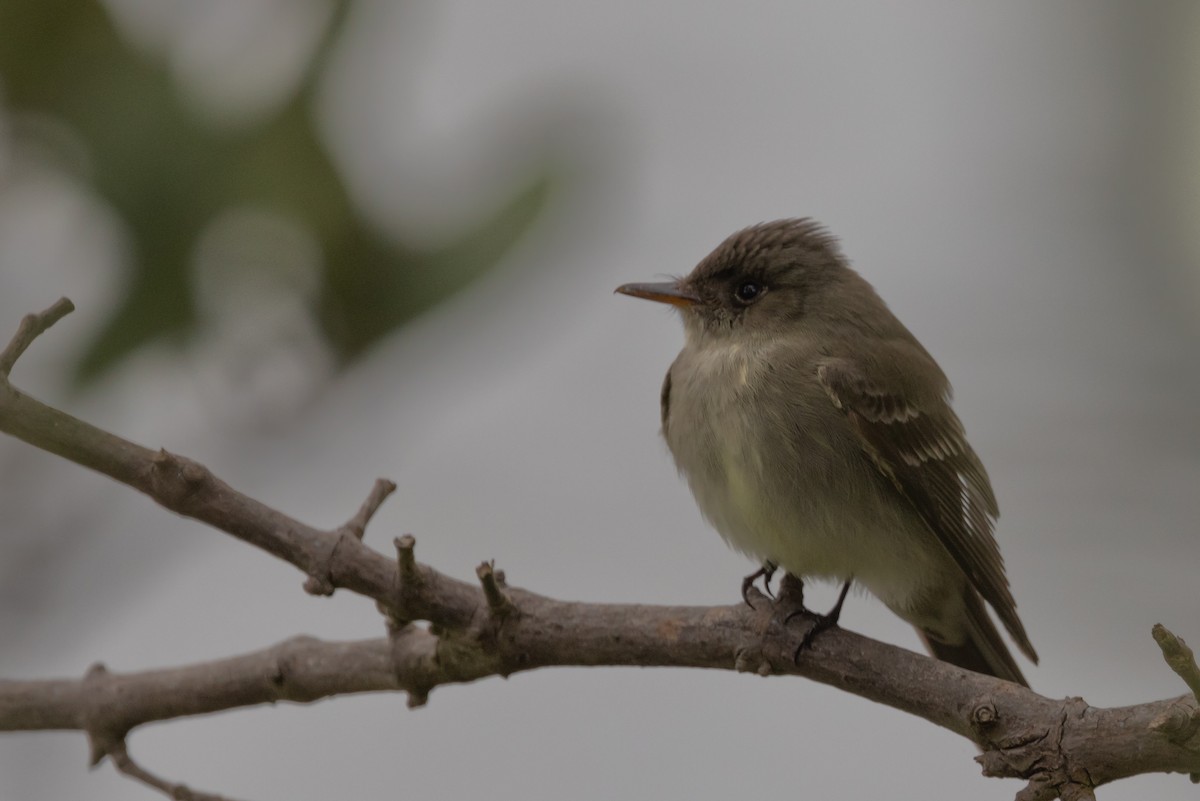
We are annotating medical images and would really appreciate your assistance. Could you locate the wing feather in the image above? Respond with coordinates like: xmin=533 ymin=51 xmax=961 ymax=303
xmin=818 ymin=357 xmax=1037 ymax=663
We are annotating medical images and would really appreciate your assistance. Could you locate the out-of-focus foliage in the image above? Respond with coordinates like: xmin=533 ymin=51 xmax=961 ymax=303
xmin=0 ymin=0 xmax=552 ymax=384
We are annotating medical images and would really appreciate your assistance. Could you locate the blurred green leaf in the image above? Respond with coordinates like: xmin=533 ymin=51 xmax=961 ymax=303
xmin=0 ymin=0 xmax=553 ymax=384
xmin=321 ymin=172 xmax=554 ymax=360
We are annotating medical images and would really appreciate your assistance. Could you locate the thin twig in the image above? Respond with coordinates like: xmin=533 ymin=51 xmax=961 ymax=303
xmin=109 ymin=741 xmax=240 ymax=801
xmin=1 ymin=636 xmax=402 ymax=733
xmin=1153 ymin=624 xmax=1200 ymax=703
xmin=476 ymin=560 xmax=514 ymax=617
xmin=0 ymin=297 xmax=74 ymax=377
xmin=394 ymin=535 xmax=418 ymax=584
xmin=343 ymin=478 xmax=397 ymax=540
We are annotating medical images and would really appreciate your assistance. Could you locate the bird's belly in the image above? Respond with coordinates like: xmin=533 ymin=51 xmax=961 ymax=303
xmin=667 ymin=361 xmax=947 ymax=609
xmin=703 ymin=451 xmax=946 ymax=607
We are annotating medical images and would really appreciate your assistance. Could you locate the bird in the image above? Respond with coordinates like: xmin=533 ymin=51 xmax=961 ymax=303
xmin=616 ymin=218 xmax=1037 ymax=686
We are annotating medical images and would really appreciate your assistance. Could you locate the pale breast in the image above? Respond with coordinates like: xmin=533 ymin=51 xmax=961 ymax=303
xmin=663 ymin=339 xmax=948 ymax=606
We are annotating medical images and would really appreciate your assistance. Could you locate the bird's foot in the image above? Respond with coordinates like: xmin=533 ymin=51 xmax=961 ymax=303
xmin=740 ymin=561 xmax=778 ymax=607
xmin=781 ymin=579 xmax=852 ymax=663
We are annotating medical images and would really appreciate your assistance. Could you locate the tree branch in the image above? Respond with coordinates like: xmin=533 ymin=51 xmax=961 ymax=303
xmin=2 ymin=298 xmax=1199 ymax=800
xmin=1 ymin=637 xmax=400 ymax=734
xmin=1154 ymin=624 xmax=1200 ymax=705
xmin=0 ymin=297 xmax=74 ymax=377
xmin=107 ymin=740 xmax=242 ymax=801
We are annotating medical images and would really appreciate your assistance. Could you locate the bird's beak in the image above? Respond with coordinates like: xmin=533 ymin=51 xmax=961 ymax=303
xmin=614 ymin=281 xmax=701 ymax=308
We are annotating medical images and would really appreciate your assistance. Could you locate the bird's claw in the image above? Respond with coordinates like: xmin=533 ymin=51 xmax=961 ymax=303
xmin=789 ymin=580 xmax=852 ymax=664
xmin=740 ymin=561 xmax=778 ymax=606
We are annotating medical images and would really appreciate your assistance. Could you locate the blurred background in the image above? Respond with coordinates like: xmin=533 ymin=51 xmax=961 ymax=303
xmin=1 ymin=1 xmax=1198 ymax=799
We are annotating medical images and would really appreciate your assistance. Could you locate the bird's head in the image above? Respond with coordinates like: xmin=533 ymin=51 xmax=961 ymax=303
xmin=616 ymin=218 xmax=848 ymax=343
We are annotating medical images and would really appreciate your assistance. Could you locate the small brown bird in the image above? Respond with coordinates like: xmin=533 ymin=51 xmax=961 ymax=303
xmin=617 ymin=219 xmax=1037 ymax=685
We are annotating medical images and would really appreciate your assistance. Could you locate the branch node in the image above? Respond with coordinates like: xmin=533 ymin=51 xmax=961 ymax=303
xmin=381 ymin=534 xmax=421 ymax=625
xmin=181 ymin=462 xmax=206 ymax=485
xmin=1014 ymin=775 xmax=1059 ymax=801
xmin=0 ymin=297 xmax=75 ymax=378
xmin=733 ymin=648 xmax=753 ymax=672
xmin=342 ymin=478 xmax=397 ymax=541
xmin=1150 ymin=699 xmax=1200 ymax=744
xmin=1060 ymin=783 xmax=1097 ymax=801
xmin=304 ymin=524 xmax=359 ymax=598
xmin=394 ymin=535 xmax=418 ymax=582
xmin=732 ymin=646 xmax=772 ymax=676
xmin=387 ymin=623 xmax=439 ymax=707
xmin=302 ymin=530 xmax=343 ymax=597
xmin=1153 ymin=623 xmax=1200 ymax=704
xmin=477 ymin=560 xmax=514 ymax=618
xmin=82 ymin=662 xmax=116 ymax=767
xmin=973 ymin=700 xmax=998 ymax=727
xmin=148 ymin=451 xmax=211 ymax=502
xmin=303 ymin=572 xmax=336 ymax=597
xmin=373 ymin=600 xmax=398 ymax=631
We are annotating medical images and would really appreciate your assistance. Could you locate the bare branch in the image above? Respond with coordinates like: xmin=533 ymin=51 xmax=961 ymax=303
xmin=3 ymin=299 xmax=1200 ymax=800
xmin=0 ymin=637 xmax=403 ymax=735
xmin=394 ymin=535 xmax=419 ymax=585
xmin=343 ymin=478 xmax=397 ymax=540
xmin=0 ymin=297 xmax=74 ymax=378
xmin=302 ymin=478 xmax=395 ymax=594
xmin=108 ymin=740 xmax=242 ymax=801
xmin=477 ymin=560 xmax=515 ymax=618
xmin=1154 ymin=623 xmax=1200 ymax=703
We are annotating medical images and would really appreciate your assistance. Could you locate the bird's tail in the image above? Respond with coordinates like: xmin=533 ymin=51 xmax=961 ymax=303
xmin=917 ymin=589 xmax=1028 ymax=688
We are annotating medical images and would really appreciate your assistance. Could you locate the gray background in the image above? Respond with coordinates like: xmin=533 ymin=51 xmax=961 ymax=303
xmin=2 ymin=1 xmax=1199 ymax=799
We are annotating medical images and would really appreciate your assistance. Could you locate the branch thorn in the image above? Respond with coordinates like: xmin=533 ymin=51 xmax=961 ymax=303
xmin=302 ymin=573 xmax=335 ymax=596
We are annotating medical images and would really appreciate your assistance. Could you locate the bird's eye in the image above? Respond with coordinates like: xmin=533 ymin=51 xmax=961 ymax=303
xmin=734 ymin=281 xmax=763 ymax=304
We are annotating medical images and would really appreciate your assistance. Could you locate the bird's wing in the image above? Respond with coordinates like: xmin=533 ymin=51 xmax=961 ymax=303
xmin=816 ymin=350 xmax=1037 ymax=663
